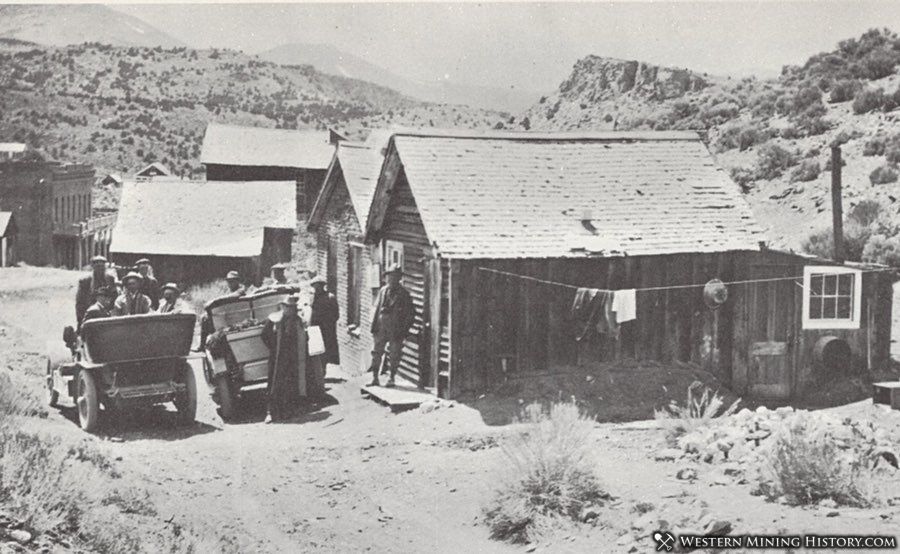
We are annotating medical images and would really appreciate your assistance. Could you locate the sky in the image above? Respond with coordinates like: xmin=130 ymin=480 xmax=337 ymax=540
xmin=114 ymin=2 xmax=900 ymax=92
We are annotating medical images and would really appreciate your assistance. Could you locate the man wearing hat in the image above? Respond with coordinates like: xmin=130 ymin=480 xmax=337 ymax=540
xmin=76 ymin=255 xmax=117 ymax=324
xmin=135 ymin=258 xmax=160 ymax=310
xmin=368 ymin=263 xmax=415 ymax=387
xmin=261 ymin=295 xmax=305 ymax=422
xmin=112 ymin=272 xmax=152 ymax=316
xmin=196 ymin=270 xmax=247 ymax=351
xmin=157 ymin=283 xmax=188 ymax=314
xmin=310 ymin=276 xmax=340 ymax=366
xmin=80 ymin=284 xmax=118 ymax=329
xmin=224 ymin=270 xmax=247 ymax=298
xmin=263 ymin=263 xmax=289 ymax=287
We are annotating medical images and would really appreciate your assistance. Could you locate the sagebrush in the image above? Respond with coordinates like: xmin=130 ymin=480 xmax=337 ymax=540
xmin=654 ymin=381 xmax=740 ymax=445
xmin=484 ymin=402 xmax=610 ymax=544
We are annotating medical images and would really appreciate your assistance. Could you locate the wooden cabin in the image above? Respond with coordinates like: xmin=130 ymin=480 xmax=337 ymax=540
xmin=110 ymin=180 xmax=295 ymax=285
xmin=363 ymin=130 xmax=894 ymax=400
xmin=134 ymin=162 xmax=170 ymax=180
xmin=200 ymin=123 xmax=344 ymax=217
xmin=307 ymin=142 xmax=385 ymax=374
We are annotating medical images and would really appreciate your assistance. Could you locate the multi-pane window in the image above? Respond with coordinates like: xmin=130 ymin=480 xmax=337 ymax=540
xmin=802 ymin=266 xmax=862 ymax=329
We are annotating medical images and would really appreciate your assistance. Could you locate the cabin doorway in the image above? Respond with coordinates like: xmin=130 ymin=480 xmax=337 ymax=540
xmin=745 ymin=263 xmax=797 ymax=400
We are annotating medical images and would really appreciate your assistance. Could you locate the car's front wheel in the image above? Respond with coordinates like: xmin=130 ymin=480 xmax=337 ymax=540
xmin=76 ymin=370 xmax=100 ymax=432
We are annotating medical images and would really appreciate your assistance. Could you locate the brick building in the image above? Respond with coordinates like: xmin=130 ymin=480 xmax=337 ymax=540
xmin=308 ymin=142 xmax=384 ymax=374
xmin=200 ymin=123 xmax=344 ymax=217
xmin=0 ymin=162 xmax=114 ymax=268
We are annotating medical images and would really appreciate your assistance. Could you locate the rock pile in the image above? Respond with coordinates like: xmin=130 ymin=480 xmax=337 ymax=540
xmin=0 ymin=510 xmax=75 ymax=554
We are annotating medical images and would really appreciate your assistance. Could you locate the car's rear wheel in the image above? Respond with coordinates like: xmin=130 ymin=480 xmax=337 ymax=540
xmin=46 ymin=359 xmax=59 ymax=408
xmin=214 ymin=375 xmax=235 ymax=422
xmin=76 ymin=370 xmax=100 ymax=432
xmin=174 ymin=363 xmax=197 ymax=425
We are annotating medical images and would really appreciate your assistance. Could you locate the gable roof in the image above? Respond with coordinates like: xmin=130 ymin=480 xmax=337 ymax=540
xmin=0 ymin=211 xmax=15 ymax=237
xmin=0 ymin=143 xmax=26 ymax=153
xmin=366 ymin=130 xmax=767 ymax=259
xmin=111 ymin=180 xmax=295 ymax=258
xmin=135 ymin=162 xmax=170 ymax=177
xmin=201 ymin=123 xmax=339 ymax=170
xmin=308 ymin=142 xmax=383 ymax=231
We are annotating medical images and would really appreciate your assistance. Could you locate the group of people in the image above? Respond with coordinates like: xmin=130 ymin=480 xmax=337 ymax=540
xmin=75 ymin=255 xmax=188 ymax=329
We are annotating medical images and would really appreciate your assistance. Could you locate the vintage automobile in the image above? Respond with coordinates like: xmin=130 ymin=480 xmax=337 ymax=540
xmin=46 ymin=313 xmax=199 ymax=433
xmin=202 ymin=289 xmax=293 ymax=420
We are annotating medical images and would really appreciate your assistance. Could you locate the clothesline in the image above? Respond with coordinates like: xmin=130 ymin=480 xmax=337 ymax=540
xmin=476 ymin=265 xmax=899 ymax=293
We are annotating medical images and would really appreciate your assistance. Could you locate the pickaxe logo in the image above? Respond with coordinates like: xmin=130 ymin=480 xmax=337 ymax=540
xmin=653 ymin=530 xmax=676 ymax=552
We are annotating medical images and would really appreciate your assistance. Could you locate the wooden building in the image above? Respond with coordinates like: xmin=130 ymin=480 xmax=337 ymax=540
xmin=200 ymin=123 xmax=344 ymax=216
xmin=363 ymin=130 xmax=894 ymax=400
xmin=135 ymin=162 xmax=170 ymax=180
xmin=110 ymin=180 xmax=295 ymax=286
xmin=0 ymin=211 xmax=17 ymax=267
xmin=308 ymin=142 xmax=385 ymax=374
xmin=0 ymin=161 xmax=114 ymax=268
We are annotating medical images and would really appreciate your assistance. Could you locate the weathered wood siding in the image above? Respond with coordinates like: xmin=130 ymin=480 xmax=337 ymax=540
xmin=314 ymin=172 xmax=377 ymax=375
xmin=449 ymin=250 xmax=892 ymax=400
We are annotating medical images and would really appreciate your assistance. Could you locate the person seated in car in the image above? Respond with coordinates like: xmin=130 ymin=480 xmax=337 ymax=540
xmin=112 ymin=272 xmax=152 ymax=316
xmin=157 ymin=282 xmax=189 ymax=314
xmin=80 ymin=284 xmax=118 ymax=329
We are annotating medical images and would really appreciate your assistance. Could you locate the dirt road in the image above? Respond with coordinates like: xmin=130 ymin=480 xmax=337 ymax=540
xmin=3 ymin=267 xmax=900 ymax=553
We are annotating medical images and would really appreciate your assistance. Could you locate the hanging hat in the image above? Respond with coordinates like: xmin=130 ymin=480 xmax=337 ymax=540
xmin=384 ymin=262 xmax=403 ymax=275
xmin=703 ymin=279 xmax=729 ymax=309
xmin=97 ymin=284 xmax=118 ymax=299
xmin=90 ymin=255 xmax=108 ymax=266
xmin=271 ymin=263 xmax=287 ymax=270
xmin=310 ymin=275 xmax=327 ymax=286
xmin=135 ymin=258 xmax=151 ymax=265
xmin=122 ymin=271 xmax=143 ymax=285
xmin=162 ymin=282 xmax=180 ymax=294
xmin=225 ymin=270 xmax=240 ymax=280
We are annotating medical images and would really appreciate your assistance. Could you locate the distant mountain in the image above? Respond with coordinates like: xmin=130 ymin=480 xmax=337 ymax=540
xmin=259 ymin=42 xmax=539 ymax=113
xmin=0 ymin=41 xmax=503 ymax=208
xmin=517 ymin=29 xmax=900 ymax=258
xmin=0 ymin=5 xmax=186 ymax=48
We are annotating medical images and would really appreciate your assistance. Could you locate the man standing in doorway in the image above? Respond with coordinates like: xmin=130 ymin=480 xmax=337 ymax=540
xmin=368 ymin=263 xmax=415 ymax=388
xmin=75 ymin=255 xmax=116 ymax=324
xmin=135 ymin=258 xmax=160 ymax=310
xmin=310 ymin=276 xmax=340 ymax=367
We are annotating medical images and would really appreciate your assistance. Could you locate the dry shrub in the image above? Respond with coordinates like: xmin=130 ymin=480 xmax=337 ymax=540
xmin=484 ymin=402 xmax=610 ymax=544
xmin=655 ymin=381 xmax=740 ymax=445
xmin=0 ymin=369 xmax=47 ymax=418
xmin=758 ymin=416 xmax=872 ymax=507
xmin=183 ymin=280 xmax=230 ymax=313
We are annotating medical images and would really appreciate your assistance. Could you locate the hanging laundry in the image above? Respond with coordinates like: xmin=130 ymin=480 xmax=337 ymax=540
xmin=572 ymin=288 xmax=617 ymax=340
xmin=612 ymin=288 xmax=637 ymax=323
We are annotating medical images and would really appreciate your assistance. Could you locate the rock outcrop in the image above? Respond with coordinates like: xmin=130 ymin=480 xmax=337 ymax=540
xmin=557 ymin=56 xmax=709 ymax=102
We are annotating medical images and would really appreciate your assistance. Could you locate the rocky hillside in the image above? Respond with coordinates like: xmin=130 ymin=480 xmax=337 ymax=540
xmin=0 ymin=41 xmax=503 ymax=197
xmin=518 ymin=29 xmax=900 ymax=260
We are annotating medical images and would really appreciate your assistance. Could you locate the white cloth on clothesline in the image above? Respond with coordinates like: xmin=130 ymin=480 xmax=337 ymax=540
xmin=612 ymin=289 xmax=636 ymax=322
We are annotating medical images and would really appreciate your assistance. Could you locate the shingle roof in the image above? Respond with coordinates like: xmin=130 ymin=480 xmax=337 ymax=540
xmin=308 ymin=142 xmax=383 ymax=231
xmin=0 ymin=211 xmax=15 ymax=236
xmin=111 ymin=180 xmax=296 ymax=258
xmin=201 ymin=123 xmax=337 ymax=170
xmin=368 ymin=131 xmax=766 ymax=259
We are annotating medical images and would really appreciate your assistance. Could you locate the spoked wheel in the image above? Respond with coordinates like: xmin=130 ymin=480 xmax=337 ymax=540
xmin=174 ymin=362 xmax=197 ymax=425
xmin=214 ymin=375 xmax=236 ymax=422
xmin=46 ymin=359 xmax=59 ymax=408
xmin=76 ymin=370 xmax=100 ymax=432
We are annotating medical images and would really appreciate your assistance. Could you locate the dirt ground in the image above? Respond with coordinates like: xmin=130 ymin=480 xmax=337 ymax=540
xmin=2 ymin=266 xmax=900 ymax=553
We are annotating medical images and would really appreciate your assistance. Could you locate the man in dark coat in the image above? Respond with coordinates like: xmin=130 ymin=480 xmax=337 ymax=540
xmin=76 ymin=255 xmax=117 ymax=324
xmin=112 ymin=272 xmax=152 ymax=316
xmin=80 ymin=285 xmax=118 ymax=329
xmin=309 ymin=276 xmax=340 ymax=366
xmin=135 ymin=258 xmax=160 ymax=310
xmin=261 ymin=295 xmax=305 ymax=422
xmin=368 ymin=263 xmax=415 ymax=388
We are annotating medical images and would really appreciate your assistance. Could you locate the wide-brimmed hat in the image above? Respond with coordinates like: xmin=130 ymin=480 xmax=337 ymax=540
xmin=122 ymin=272 xmax=143 ymax=285
xmin=96 ymin=285 xmax=118 ymax=299
xmin=161 ymin=282 xmax=180 ymax=294
xmin=135 ymin=258 xmax=151 ymax=265
xmin=280 ymin=294 xmax=300 ymax=306
xmin=225 ymin=270 xmax=240 ymax=281
xmin=384 ymin=262 xmax=403 ymax=275
xmin=90 ymin=255 xmax=108 ymax=266
xmin=271 ymin=263 xmax=287 ymax=271
xmin=703 ymin=279 xmax=729 ymax=309
xmin=310 ymin=275 xmax=327 ymax=286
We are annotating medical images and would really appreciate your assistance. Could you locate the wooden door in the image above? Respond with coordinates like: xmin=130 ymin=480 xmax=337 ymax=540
xmin=746 ymin=264 xmax=796 ymax=400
